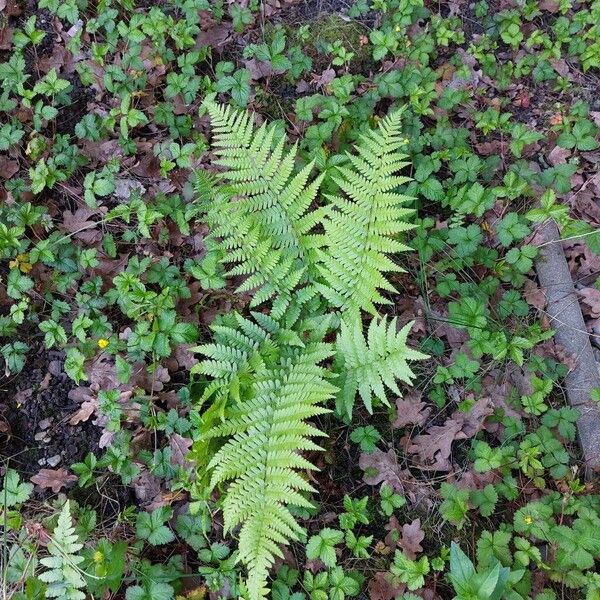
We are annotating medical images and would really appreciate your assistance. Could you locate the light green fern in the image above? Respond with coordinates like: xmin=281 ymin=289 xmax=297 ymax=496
xmin=39 ymin=501 xmax=86 ymax=600
xmin=317 ymin=109 xmax=415 ymax=316
xmin=196 ymin=100 xmax=325 ymax=318
xmin=192 ymin=104 xmax=424 ymax=599
xmin=195 ymin=315 xmax=336 ymax=600
xmin=335 ymin=316 xmax=428 ymax=417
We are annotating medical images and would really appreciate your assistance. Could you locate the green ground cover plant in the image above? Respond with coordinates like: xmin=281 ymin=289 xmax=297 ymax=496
xmin=1 ymin=0 xmax=600 ymax=598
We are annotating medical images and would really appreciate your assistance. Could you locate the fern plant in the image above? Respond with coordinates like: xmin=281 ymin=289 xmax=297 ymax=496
xmin=316 ymin=110 xmax=416 ymax=316
xmin=192 ymin=102 xmax=424 ymax=599
xmin=39 ymin=501 xmax=86 ymax=600
xmin=335 ymin=317 xmax=428 ymax=417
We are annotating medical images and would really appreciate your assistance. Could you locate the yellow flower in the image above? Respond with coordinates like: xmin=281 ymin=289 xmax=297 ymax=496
xmin=395 ymin=25 xmax=401 ymax=32
xmin=97 ymin=338 xmax=109 ymax=349
xmin=524 ymin=515 xmax=533 ymax=525
xmin=93 ymin=550 xmax=104 ymax=564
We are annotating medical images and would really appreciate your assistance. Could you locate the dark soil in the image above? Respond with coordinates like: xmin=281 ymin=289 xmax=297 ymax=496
xmin=0 ymin=347 xmax=101 ymax=489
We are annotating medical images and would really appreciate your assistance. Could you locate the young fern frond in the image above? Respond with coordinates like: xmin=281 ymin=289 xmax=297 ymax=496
xmin=317 ymin=109 xmax=415 ymax=317
xmin=335 ymin=316 xmax=428 ymax=418
xmin=39 ymin=501 xmax=86 ymax=600
xmin=196 ymin=101 xmax=325 ymax=318
xmin=196 ymin=316 xmax=336 ymax=600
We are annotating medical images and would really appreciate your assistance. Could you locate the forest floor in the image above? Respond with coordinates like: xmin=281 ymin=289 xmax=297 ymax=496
xmin=2 ymin=0 xmax=600 ymax=598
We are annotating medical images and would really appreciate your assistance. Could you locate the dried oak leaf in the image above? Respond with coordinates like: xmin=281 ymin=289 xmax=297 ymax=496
xmin=523 ymin=278 xmax=546 ymax=310
xmin=31 ymin=468 xmax=77 ymax=493
xmin=409 ymin=399 xmax=492 ymax=470
xmin=359 ymin=449 xmax=412 ymax=495
xmin=397 ymin=518 xmax=425 ymax=560
xmin=60 ymin=208 xmax=103 ymax=244
xmin=392 ymin=392 xmax=431 ymax=429
xmin=170 ymin=433 xmax=193 ymax=468
xmin=368 ymin=571 xmax=405 ymax=600
xmin=453 ymin=398 xmax=493 ymax=438
xmin=579 ymin=287 xmax=600 ymax=319
xmin=408 ymin=420 xmax=462 ymax=471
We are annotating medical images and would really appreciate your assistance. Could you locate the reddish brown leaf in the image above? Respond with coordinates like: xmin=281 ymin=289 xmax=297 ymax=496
xmin=244 ymin=58 xmax=277 ymax=80
xmin=0 ymin=26 xmax=12 ymax=51
xmin=397 ymin=518 xmax=425 ymax=559
xmin=523 ymin=278 xmax=546 ymax=310
xmin=132 ymin=470 xmax=162 ymax=505
xmin=60 ymin=208 xmax=102 ymax=244
xmin=368 ymin=571 xmax=405 ymax=600
xmin=170 ymin=433 xmax=193 ymax=467
xmin=453 ymin=398 xmax=493 ymax=438
xmin=409 ymin=399 xmax=492 ymax=471
xmin=408 ymin=420 xmax=462 ymax=471
xmin=392 ymin=392 xmax=431 ymax=429
xmin=312 ymin=68 xmax=336 ymax=89
xmin=359 ymin=449 xmax=412 ymax=494
xmin=31 ymin=468 xmax=77 ymax=493
xmin=68 ymin=399 xmax=97 ymax=425
xmin=196 ymin=23 xmax=233 ymax=50
xmin=0 ymin=156 xmax=19 ymax=179
xmin=539 ymin=0 xmax=560 ymax=12
xmin=579 ymin=287 xmax=600 ymax=319
xmin=384 ymin=515 xmax=401 ymax=548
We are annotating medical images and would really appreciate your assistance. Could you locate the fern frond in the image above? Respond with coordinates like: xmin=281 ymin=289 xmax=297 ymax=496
xmin=316 ymin=109 xmax=416 ymax=316
xmin=335 ymin=316 xmax=428 ymax=417
xmin=196 ymin=314 xmax=336 ymax=600
xmin=39 ymin=501 xmax=86 ymax=600
xmin=198 ymin=101 xmax=325 ymax=317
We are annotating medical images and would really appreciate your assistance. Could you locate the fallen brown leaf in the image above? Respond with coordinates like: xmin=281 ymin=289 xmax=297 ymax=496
xmin=31 ymin=468 xmax=77 ymax=493
xmin=392 ymin=392 xmax=431 ymax=429
xmin=359 ymin=449 xmax=414 ymax=496
xmin=170 ymin=433 xmax=193 ymax=467
xmin=397 ymin=518 xmax=425 ymax=559
xmin=368 ymin=571 xmax=405 ymax=600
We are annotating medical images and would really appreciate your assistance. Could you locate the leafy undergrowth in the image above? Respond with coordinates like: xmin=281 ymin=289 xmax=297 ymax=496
xmin=2 ymin=0 xmax=600 ymax=599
